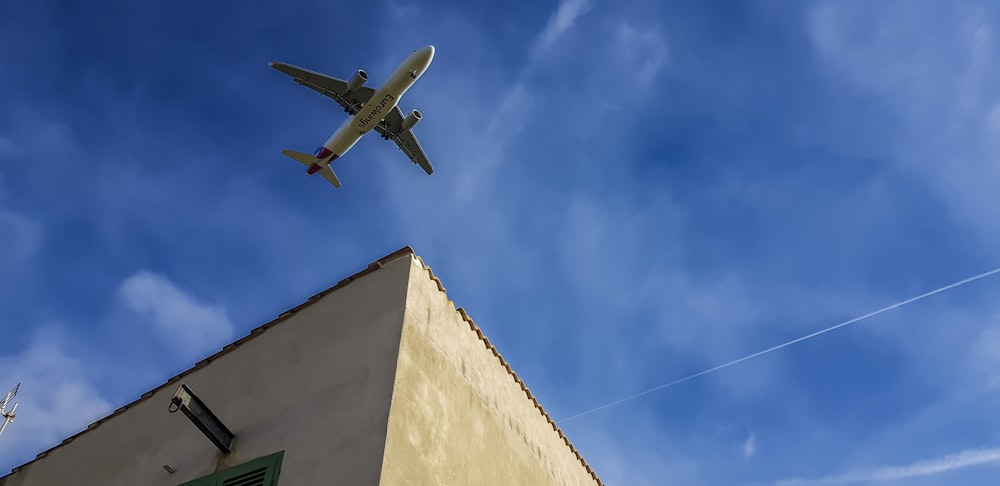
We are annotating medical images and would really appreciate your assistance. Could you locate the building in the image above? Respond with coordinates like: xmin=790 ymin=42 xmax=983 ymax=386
xmin=0 ymin=247 xmax=602 ymax=485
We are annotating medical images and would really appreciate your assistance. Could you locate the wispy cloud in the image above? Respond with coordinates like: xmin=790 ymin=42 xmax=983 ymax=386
xmin=0 ymin=271 xmax=235 ymax=470
xmin=807 ymin=1 xmax=1000 ymax=243
xmin=491 ymin=0 xmax=596 ymax=146
xmin=744 ymin=431 xmax=756 ymax=459
xmin=612 ymin=22 xmax=668 ymax=88
xmin=968 ymin=324 xmax=1000 ymax=391
xmin=775 ymin=447 xmax=1000 ymax=485
xmin=531 ymin=0 xmax=596 ymax=59
xmin=379 ymin=0 xmax=600 ymax=200
xmin=118 ymin=271 xmax=234 ymax=363
xmin=2 ymin=1 xmax=999 ymax=485
xmin=0 ymin=328 xmax=112 ymax=471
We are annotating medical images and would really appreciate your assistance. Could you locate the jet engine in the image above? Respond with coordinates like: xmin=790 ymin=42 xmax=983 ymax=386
xmin=346 ymin=70 xmax=368 ymax=93
xmin=400 ymin=109 xmax=422 ymax=132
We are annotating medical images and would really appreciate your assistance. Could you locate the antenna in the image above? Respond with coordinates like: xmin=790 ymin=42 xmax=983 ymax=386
xmin=0 ymin=383 xmax=19 ymax=440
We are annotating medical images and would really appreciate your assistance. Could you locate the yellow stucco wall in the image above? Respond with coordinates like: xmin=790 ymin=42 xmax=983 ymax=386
xmin=380 ymin=257 xmax=601 ymax=485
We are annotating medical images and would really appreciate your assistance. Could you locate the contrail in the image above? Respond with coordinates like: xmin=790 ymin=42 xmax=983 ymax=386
xmin=558 ymin=266 xmax=1000 ymax=424
xmin=773 ymin=446 xmax=1000 ymax=485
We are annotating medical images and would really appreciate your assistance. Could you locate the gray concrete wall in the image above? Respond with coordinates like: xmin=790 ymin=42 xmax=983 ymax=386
xmin=0 ymin=252 xmax=413 ymax=486
xmin=379 ymin=257 xmax=601 ymax=485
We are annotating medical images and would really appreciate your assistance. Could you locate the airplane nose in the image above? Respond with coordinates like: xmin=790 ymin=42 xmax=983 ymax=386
xmin=422 ymin=45 xmax=435 ymax=61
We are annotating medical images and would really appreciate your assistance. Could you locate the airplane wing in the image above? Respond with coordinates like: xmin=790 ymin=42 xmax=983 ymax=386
xmin=269 ymin=61 xmax=374 ymax=115
xmin=375 ymin=107 xmax=434 ymax=175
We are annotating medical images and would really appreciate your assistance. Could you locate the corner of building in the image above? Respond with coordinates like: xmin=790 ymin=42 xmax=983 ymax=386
xmin=379 ymin=253 xmax=603 ymax=485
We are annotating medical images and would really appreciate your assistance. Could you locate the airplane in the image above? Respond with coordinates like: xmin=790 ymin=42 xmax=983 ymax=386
xmin=270 ymin=46 xmax=436 ymax=188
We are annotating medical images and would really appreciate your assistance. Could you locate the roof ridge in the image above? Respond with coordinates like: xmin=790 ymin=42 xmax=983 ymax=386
xmin=412 ymin=255 xmax=604 ymax=486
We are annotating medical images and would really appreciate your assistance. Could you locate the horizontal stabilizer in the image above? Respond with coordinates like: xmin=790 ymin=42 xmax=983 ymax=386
xmin=319 ymin=165 xmax=341 ymax=188
xmin=281 ymin=149 xmax=314 ymax=166
xmin=281 ymin=149 xmax=341 ymax=187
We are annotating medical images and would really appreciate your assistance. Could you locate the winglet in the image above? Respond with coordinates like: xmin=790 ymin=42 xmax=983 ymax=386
xmin=417 ymin=158 xmax=434 ymax=175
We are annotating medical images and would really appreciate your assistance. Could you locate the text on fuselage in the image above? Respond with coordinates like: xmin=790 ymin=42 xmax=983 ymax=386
xmin=357 ymin=93 xmax=396 ymax=129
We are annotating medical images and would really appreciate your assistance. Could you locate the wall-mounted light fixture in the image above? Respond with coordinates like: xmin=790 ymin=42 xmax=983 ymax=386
xmin=168 ymin=383 xmax=234 ymax=454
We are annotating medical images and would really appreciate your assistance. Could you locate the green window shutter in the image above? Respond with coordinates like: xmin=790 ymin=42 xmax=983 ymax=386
xmin=217 ymin=451 xmax=283 ymax=486
xmin=177 ymin=451 xmax=284 ymax=486
xmin=177 ymin=476 xmax=216 ymax=486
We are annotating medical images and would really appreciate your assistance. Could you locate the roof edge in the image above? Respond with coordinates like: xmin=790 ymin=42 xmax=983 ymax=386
xmin=6 ymin=246 xmax=416 ymax=476
xmin=411 ymin=255 xmax=604 ymax=486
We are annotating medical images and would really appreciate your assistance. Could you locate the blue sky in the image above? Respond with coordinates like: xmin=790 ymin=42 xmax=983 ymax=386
xmin=2 ymin=0 xmax=1000 ymax=484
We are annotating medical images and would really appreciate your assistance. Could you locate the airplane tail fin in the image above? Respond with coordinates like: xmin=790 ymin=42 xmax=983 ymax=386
xmin=281 ymin=149 xmax=342 ymax=188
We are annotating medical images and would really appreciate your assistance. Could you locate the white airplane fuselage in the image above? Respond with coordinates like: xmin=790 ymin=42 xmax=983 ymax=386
xmin=306 ymin=46 xmax=435 ymax=175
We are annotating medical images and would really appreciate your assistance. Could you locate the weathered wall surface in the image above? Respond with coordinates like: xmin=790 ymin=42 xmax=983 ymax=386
xmin=379 ymin=257 xmax=601 ymax=485
xmin=0 ymin=253 xmax=413 ymax=486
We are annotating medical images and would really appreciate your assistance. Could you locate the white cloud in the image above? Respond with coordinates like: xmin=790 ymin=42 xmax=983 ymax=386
xmin=468 ymin=0 xmax=595 ymax=188
xmin=568 ymin=417 xmax=705 ymax=485
xmin=118 ymin=271 xmax=233 ymax=363
xmin=0 ymin=328 xmax=112 ymax=472
xmin=0 ymin=273 xmax=235 ymax=471
xmin=774 ymin=447 xmax=1000 ymax=485
xmin=744 ymin=431 xmax=756 ymax=459
xmin=612 ymin=22 xmax=668 ymax=88
xmin=374 ymin=4 xmax=1000 ymax=482
xmin=807 ymin=1 xmax=1000 ymax=242
xmin=968 ymin=322 xmax=1000 ymax=391
xmin=371 ymin=0 xmax=609 ymax=206
xmin=531 ymin=0 xmax=595 ymax=59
